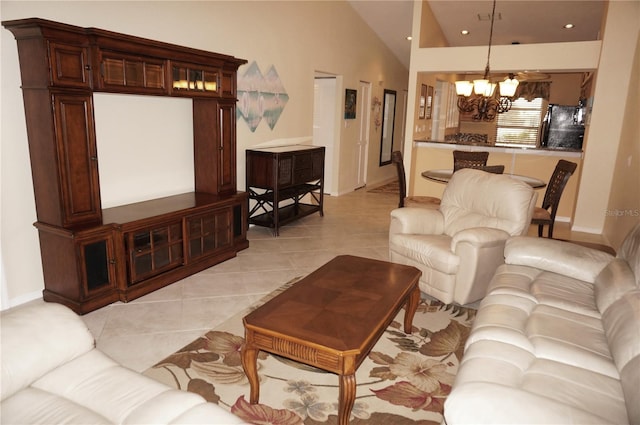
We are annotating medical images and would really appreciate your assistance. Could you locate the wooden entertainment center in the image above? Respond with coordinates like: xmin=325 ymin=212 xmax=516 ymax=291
xmin=3 ymin=18 xmax=249 ymax=314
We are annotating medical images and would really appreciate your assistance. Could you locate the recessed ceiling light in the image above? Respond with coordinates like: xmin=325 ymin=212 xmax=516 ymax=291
xmin=461 ymin=30 xmax=470 ymax=35
xmin=406 ymin=36 xmax=413 ymax=41
xmin=564 ymin=23 xmax=575 ymax=29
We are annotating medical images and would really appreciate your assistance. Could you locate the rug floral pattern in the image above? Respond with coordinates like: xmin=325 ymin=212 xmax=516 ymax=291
xmin=144 ymin=280 xmax=476 ymax=425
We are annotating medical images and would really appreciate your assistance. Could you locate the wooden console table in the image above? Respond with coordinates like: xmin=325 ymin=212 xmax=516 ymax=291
xmin=246 ymin=145 xmax=325 ymax=236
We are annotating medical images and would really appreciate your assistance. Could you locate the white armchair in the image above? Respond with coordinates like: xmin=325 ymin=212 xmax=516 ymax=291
xmin=389 ymin=169 xmax=537 ymax=305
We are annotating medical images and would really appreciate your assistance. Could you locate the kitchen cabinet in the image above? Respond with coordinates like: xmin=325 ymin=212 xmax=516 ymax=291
xmin=4 ymin=18 xmax=248 ymax=313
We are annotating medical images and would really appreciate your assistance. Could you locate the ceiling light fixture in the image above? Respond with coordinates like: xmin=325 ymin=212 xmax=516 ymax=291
xmin=461 ymin=30 xmax=470 ymax=35
xmin=564 ymin=23 xmax=575 ymax=29
xmin=455 ymin=0 xmax=519 ymax=121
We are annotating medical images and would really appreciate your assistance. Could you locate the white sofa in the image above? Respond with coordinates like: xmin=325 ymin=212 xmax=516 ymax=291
xmin=445 ymin=223 xmax=640 ymax=424
xmin=1 ymin=302 xmax=246 ymax=424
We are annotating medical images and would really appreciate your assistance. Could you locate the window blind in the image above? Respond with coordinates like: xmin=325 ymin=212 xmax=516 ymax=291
xmin=495 ymin=98 xmax=545 ymax=148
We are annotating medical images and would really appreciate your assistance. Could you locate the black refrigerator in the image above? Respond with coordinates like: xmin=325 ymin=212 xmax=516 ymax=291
xmin=540 ymin=104 xmax=585 ymax=150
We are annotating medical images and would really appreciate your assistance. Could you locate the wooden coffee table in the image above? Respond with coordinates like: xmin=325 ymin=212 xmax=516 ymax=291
xmin=241 ymin=255 xmax=421 ymax=425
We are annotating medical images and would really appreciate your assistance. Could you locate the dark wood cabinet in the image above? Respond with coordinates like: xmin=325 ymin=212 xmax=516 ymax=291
xmin=247 ymin=145 xmax=325 ymax=236
xmin=4 ymin=18 xmax=248 ymax=313
xmin=49 ymin=42 xmax=92 ymax=88
xmin=52 ymin=92 xmax=102 ymax=226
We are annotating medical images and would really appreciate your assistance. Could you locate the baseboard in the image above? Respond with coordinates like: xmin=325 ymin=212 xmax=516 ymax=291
xmin=3 ymin=290 xmax=42 ymax=311
xmin=570 ymin=225 xmax=604 ymax=234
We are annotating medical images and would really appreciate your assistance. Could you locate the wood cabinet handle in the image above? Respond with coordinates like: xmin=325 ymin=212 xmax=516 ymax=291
xmin=85 ymin=65 xmax=91 ymax=71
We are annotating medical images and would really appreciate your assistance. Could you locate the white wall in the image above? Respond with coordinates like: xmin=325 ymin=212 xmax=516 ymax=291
xmin=0 ymin=1 xmax=409 ymax=308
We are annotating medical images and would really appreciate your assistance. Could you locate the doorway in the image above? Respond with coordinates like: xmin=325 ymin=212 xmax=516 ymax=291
xmin=356 ymin=80 xmax=371 ymax=189
xmin=313 ymin=74 xmax=338 ymax=195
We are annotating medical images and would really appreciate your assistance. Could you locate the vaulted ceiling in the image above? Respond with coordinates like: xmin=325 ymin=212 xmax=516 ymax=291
xmin=348 ymin=0 xmax=606 ymax=70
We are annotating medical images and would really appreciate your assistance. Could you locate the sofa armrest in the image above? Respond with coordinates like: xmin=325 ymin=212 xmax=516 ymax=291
xmin=390 ymin=207 xmax=444 ymax=236
xmin=1 ymin=302 xmax=95 ymax=400
xmin=505 ymin=236 xmax=615 ymax=283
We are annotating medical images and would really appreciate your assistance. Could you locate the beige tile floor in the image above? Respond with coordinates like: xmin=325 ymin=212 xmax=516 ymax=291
xmin=80 ymin=186 xmax=608 ymax=373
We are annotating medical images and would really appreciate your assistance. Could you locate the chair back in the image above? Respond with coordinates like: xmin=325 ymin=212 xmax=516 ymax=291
xmin=392 ymin=151 xmax=407 ymax=208
xmin=453 ymin=150 xmax=489 ymax=171
xmin=479 ymin=165 xmax=505 ymax=174
xmin=440 ymin=169 xmax=537 ymax=237
xmin=541 ymin=160 xmax=578 ymax=213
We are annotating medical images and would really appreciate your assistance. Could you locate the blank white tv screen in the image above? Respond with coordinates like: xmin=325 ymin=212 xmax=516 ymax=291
xmin=93 ymin=93 xmax=194 ymax=208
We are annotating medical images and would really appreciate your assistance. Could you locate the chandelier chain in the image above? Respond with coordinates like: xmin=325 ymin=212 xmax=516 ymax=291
xmin=484 ymin=0 xmax=497 ymax=79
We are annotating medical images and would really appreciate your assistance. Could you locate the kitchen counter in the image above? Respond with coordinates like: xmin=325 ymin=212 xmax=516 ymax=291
xmin=414 ymin=139 xmax=583 ymax=157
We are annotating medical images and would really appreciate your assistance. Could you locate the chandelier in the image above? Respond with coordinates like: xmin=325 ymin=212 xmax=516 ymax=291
xmin=455 ymin=0 xmax=519 ymax=121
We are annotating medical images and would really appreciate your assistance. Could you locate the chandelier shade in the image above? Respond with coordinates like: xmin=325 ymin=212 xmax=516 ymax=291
xmin=455 ymin=81 xmax=473 ymax=96
xmin=499 ymin=75 xmax=519 ymax=97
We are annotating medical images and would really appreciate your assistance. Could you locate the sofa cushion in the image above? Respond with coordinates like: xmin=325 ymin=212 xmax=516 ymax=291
xmin=1 ymin=302 xmax=94 ymax=401
xmin=469 ymin=285 xmax=618 ymax=378
xmin=487 ymin=264 xmax=601 ymax=318
xmin=447 ymin=340 xmax=629 ymax=425
xmin=1 ymin=387 xmax=111 ymax=424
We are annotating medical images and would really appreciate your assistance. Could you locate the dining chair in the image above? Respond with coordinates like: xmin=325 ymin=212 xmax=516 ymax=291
xmin=531 ymin=159 xmax=578 ymax=238
xmin=479 ymin=165 xmax=505 ymax=174
xmin=392 ymin=151 xmax=441 ymax=208
xmin=453 ymin=150 xmax=490 ymax=171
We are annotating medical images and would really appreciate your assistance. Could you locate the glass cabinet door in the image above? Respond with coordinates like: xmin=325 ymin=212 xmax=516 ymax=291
xmin=172 ymin=62 xmax=219 ymax=95
xmin=127 ymin=221 xmax=183 ymax=284
xmin=187 ymin=208 xmax=232 ymax=261
xmin=77 ymin=230 xmax=117 ymax=297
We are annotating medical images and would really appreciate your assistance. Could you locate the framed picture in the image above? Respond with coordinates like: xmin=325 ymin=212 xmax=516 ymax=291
xmin=344 ymin=89 xmax=357 ymax=119
xmin=418 ymin=84 xmax=427 ymax=119
xmin=426 ymin=85 xmax=434 ymax=119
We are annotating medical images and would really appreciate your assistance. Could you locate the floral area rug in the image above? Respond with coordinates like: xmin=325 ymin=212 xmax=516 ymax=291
xmin=143 ymin=278 xmax=476 ymax=425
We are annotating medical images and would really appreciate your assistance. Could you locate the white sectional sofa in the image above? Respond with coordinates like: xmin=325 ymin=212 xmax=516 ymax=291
xmin=1 ymin=302 xmax=246 ymax=424
xmin=445 ymin=223 xmax=640 ymax=424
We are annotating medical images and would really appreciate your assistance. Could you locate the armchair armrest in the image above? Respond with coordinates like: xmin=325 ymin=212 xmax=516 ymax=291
xmin=505 ymin=236 xmax=615 ymax=283
xmin=450 ymin=228 xmax=511 ymax=303
xmin=390 ymin=207 xmax=444 ymax=236
xmin=451 ymin=227 xmax=511 ymax=251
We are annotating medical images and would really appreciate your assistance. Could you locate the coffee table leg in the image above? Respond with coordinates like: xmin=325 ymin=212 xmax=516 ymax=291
xmin=404 ymin=286 xmax=420 ymax=333
xmin=338 ymin=373 xmax=356 ymax=425
xmin=240 ymin=343 xmax=260 ymax=403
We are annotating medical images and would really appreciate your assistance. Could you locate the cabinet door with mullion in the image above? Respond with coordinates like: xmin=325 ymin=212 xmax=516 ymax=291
xmin=187 ymin=208 xmax=232 ymax=262
xmin=126 ymin=221 xmax=184 ymax=284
